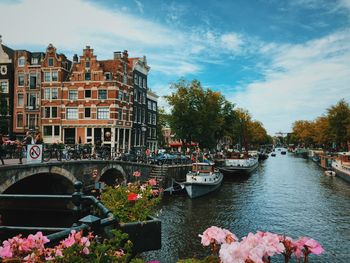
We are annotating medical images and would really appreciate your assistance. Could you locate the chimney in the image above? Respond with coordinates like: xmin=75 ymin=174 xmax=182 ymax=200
xmin=73 ymin=54 xmax=78 ymax=63
xmin=122 ymin=50 xmax=128 ymax=59
xmin=114 ymin=51 xmax=122 ymax=60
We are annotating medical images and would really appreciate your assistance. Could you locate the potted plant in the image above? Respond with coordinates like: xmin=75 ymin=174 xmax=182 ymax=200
xmin=100 ymin=172 xmax=161 ymax=254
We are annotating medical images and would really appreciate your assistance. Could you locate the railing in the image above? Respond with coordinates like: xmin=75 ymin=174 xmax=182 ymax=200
xmin=0 ymin=181 xmax=116 ymax=244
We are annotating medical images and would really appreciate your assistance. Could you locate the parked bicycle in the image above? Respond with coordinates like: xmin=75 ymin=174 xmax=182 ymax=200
xmin=42 ymin=143 xmax=64 ymax=162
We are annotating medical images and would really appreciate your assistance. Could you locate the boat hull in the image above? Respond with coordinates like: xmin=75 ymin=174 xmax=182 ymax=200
xmin=184 ymin=174 xmax=223 ymax=198
xmin=332 ymin=162 xmax=350 ymax=183
xmin=218 ymin=161 xmax=258 ymax=175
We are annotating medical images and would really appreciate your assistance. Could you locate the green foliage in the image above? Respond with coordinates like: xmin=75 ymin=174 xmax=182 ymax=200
xmin=177 ymin=255 xmax=219 ymax=263
xmin=101 ymin=183 xmax=161 ymax=223
xmin=157 ymin=107 xmax=169 ymax=148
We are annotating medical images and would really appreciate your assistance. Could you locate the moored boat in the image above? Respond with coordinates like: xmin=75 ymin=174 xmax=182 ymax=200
xmin=294 ymin=148 xmax=309 ymax=158
xmin=331 ymin=152 xmax=350 ymax=183
xmin=217 ymin=152 xmax=258 ymax=175
xmin=184 ymin=162 xmax=223 ymax=198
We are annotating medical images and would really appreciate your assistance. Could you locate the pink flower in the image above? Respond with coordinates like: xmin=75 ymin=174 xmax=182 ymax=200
xmin=148 ymin=179 xmax=157 ymax=186
xmin=0 ymin=243 xmax=12 ymax=258
xmin=133 ymin=171 xmax=141 ymax=177
xmin=294 ymin=237 xmax=309 ymax=259
xmin=82 ymin=246 xmax=90 ymax=255
xmin=199 ymin=226 xmax=237 ymax=246
xmin=304 ymin=238 xmax=324 ymax=255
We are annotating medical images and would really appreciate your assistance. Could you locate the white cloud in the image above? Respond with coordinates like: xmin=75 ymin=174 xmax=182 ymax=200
xmin=134 ymin=0 xmax=144 ymax=14
xmin=232 ymin=29 xmax=350 ymax=134
xmin=221 ymin=33 xmax=243 ymax=52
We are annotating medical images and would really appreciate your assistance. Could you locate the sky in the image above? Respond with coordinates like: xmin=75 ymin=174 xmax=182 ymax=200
xmin=0 ymin=0 xmax=349 ymax=135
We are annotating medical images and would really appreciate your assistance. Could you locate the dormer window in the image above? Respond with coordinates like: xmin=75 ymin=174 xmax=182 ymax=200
xmin=105 ymin=72 xmax=111 ymax=80
xmin=86 ymin=58 xmax=90 ymax=68
xmin=31 ymin=58 xmax=38 ymax=65
xmin=48 ymin=58 xmax=54 ymax=67
xmin=18 ymin=57 xmax=25 ymax=67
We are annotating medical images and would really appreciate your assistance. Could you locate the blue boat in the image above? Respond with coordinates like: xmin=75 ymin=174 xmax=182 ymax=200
xmin=184 ymin=162 xmax=223 ymax=198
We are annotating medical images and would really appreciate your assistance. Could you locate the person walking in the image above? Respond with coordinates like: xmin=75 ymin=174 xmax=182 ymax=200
xmin=18 ymin=131 xmax=33 ymax=164
xmin=34 ymin=131 xmax=43 ymax=144
xmin=0 ymin=134 xmax=5 ymax=165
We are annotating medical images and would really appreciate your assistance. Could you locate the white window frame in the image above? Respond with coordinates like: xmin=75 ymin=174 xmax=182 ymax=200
xmin=66 ymin=108 xmax=78 ymax=120
xmin=17 ymin=93 xmax=24 ymax=107
xmin=18 ymin=57 xmax=25 ymax=67
xmin=69 ymin=90 xmax=78 ymax=101
xmin=0 ymin=80 xmax=9 ymax=93
xmin=97 ymin=107 xmax=109 ymax=120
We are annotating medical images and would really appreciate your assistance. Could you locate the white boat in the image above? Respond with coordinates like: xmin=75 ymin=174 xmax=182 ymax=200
xmin=217 ymin=152 xmax=258 ymax=175
xmin=324 ymin=170 xmax=336 ymax=177
xmin=331 ymin=152 xmax=350 ymax=183
xmin=184 ymin=162 xmax=223 ymax=198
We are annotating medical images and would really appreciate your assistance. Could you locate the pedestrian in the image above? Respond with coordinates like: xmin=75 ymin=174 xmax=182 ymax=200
xmin=18 ymin=131 xmax=33 ymax=164
xmin=0 ymin=134 xmax=5 ymax=165
xmin=34 ymin=131 xmax=43 ymax=144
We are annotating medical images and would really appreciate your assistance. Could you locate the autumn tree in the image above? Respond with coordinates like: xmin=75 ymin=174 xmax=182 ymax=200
xmin=292 ymin=120 xmax=315 ymax=146
xmin=326 ymin=99 xmax=350 ymax=150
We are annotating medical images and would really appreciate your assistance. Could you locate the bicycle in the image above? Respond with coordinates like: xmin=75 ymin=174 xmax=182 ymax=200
xmin=42 ymin=144 xmax=64 ymax=162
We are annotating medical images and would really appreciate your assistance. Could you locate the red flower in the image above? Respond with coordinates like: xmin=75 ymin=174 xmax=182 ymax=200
xmin=127 ymin=192 xmax=138 ymax=202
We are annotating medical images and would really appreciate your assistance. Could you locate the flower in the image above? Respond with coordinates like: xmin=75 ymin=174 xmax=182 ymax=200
xmin=133 ymin=171 xmax=141 ymax=177
xmin=148 ymin=179 xmax=157 ymax=186
xmin=127 ymin=192 xmax=139 ymax=202
xmin=304 ymin=238 xmax=324 ymax=255
xmin=199 ymin=226 xmax=237 ymax=246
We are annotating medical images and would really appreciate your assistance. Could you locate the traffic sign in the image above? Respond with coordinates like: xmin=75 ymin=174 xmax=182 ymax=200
xmin=27 ymin=144 xmax=42 ymax=164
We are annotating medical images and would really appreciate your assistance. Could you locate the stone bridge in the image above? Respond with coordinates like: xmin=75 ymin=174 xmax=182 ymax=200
xmin=0 ymin=160 xmax=191 ymax=194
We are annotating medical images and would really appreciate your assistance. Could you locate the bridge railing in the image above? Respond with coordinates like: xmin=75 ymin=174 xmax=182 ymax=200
xmin=0 ymin=181 xmax=115 ymax=245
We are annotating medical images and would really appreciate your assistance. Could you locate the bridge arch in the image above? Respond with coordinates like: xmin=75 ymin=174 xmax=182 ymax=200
xmin=99 ymin=164 xmax=127 ymax=186
xmin=0 ymin=166 xmax=78 ymax=194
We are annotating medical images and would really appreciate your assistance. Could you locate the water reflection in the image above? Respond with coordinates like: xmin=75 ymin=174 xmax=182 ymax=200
xmin=144 ymin=152 xmax=350 ymax=262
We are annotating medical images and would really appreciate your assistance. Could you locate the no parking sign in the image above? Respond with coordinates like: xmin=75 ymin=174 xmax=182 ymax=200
xmin=27 ymin=144 xmax=42 ymax=164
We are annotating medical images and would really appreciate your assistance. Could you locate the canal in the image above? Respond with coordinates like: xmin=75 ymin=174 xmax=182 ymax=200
xmin=144 ymin=150 xmax=350 ymax=262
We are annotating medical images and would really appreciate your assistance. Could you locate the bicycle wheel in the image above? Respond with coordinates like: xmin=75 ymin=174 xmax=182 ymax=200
xmin=56 ymin=150 xmax=62 ymax=161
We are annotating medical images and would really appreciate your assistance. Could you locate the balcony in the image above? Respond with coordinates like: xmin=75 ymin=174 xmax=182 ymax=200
xmin=25 ymin=105 xmax=39 ymax=111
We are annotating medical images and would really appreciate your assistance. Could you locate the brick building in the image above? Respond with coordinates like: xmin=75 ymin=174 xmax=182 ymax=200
xmin=0 ymin=36 xmax=14 ymax=137
xmin=13 ymin=48 xmax=44 ymax=136
xmin=61 ymin=46 xmax=133 ymax=153
xmin=41 ymin=44 xmax=71 ymax=143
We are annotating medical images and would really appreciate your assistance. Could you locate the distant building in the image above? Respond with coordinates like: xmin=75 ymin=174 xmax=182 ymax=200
xmin=129 ymin=56 xmax=150 ymax=152
xmin=146 ymin=89 xmax=158 ymax=151
xmin=13 ymin=48 xmax=44 ymax=136
xmin=0 ymin=36 xmax=14 ymax=137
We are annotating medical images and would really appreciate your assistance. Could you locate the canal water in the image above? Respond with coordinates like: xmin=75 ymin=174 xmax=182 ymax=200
xmin=144 ymin=150 xmax=350 ymax=262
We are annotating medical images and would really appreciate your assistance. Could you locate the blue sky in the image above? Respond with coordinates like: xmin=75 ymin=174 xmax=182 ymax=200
xmin=0 ymin=0 xmax=349 ymax=134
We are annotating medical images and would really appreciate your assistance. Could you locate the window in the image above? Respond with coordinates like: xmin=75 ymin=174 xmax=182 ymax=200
xmin=52 ymin=107 xmax=57 ymax=118
xmin=85 ymin=90 xmax=91 ymax=98
xmin=85 ymin=58 xmax=90 ymax=68
xmin=97 ymin=108 xmax=109 ymax=119
xmin=85 ymin=72 xmax=91 ymax=81
xmin=43 ymin=126 xmax=52 ymax=136
xmin=69 ymin=90 xmax=78 ymax=101
xmin=32 ymin=58 xmax=38 ymax=65
xmin=48 ymin=58 xmax=54 ymax=67
xmin=52 ymin=71 xmax=58 ymax=81
xmin=134 ymin=74 xmax=138 ymax=84
xmin=44 ymin=89 xmax=50 ymax=100
xmin=52 ymin=88 xmax=58 ymax=99
xmin=134 ymin=90 xmax=138 ymax=102
xmin=85 ymin=108 xmax=91 ymax=118
xmin=148 ymin=113 xmax=152 ymax=124
xmin=0 ymin=81 xmax=8 ymax=93
xmin=118 ymin=109 xmax=122 ymax=120
xmin=98 ymin=90 xmax=107 ymax=100
xmin=54 ymin=126 xmax=60 ymax=136
xmin=148 ymin=100 xmax=152 ymax=110
xmin=152 ymin=102 xmax=157 ymax=111
xmin=125 ymin=111 xmax=129 ymax=121
xmin=153 ymin=113 xmax=156 ymax=125
xmin=29 ymin=73 xmax=37 ymax=89
xmin=143 ymin=78 xmax=146 ymax=88
xmin=18 ymin=74 xmax=24 ymax=86
xmin=27 ymin=114 xmax=38 ymax=129
xmin=17 ymin=114 xmax=23 ymax=127
xmin=138 ymin=77 xmax=142 ymax=87
xmin=17 ymin=94 xmax=24 ymax=106
xmin=105 ymin=72 xmax=111 ymax=80
xmin=118 ymin=91 xmax=123 ymax=101
xmin=142 ymin=93 xmax=146 ymax=104
xmin=66 ymin=108 xmax=78 ymax=119
xmin=87 ymin=128 xmax=92 ymax=137
xmin=44 ymin=72 xmax=51 ymax=82
xmin=26 ymin=93 xmax=38 ymax=109
xmin=125 ymin=93 xmax=129 ymax=102
xmin=18 ymin=57 xmax=25 ymax=67
xmin=44 ymin=107 xmax=50 ymax=118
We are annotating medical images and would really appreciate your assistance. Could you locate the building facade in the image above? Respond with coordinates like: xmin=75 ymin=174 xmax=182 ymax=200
xmin=41 ymin=44 xmax=71 ymax=143
xmin=61 ymin=46 xmax=133 ymax=153
xmin=129 ymin=56 xmax=150 ymax=153
xmin=13 ymin=48 xmax=44 ymax=136
xmin=0 ymin=36 xmax=14 ymax=137
xmin=146 ymin=90 xmax=158 ymax=152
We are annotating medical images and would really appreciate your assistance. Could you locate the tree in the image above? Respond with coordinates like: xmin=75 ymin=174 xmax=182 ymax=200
xmin=156 ymin=107 xmax=169 ymax=148
xmin=312 ymin=116 xmax=330 ymax=148
xmin=292 ymin=120 xmax=315 ymax=146
xmin=326 ymin=99 xmax=350 ymax=150
xmin=166 ymin=79 xmax=226 ymax=149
